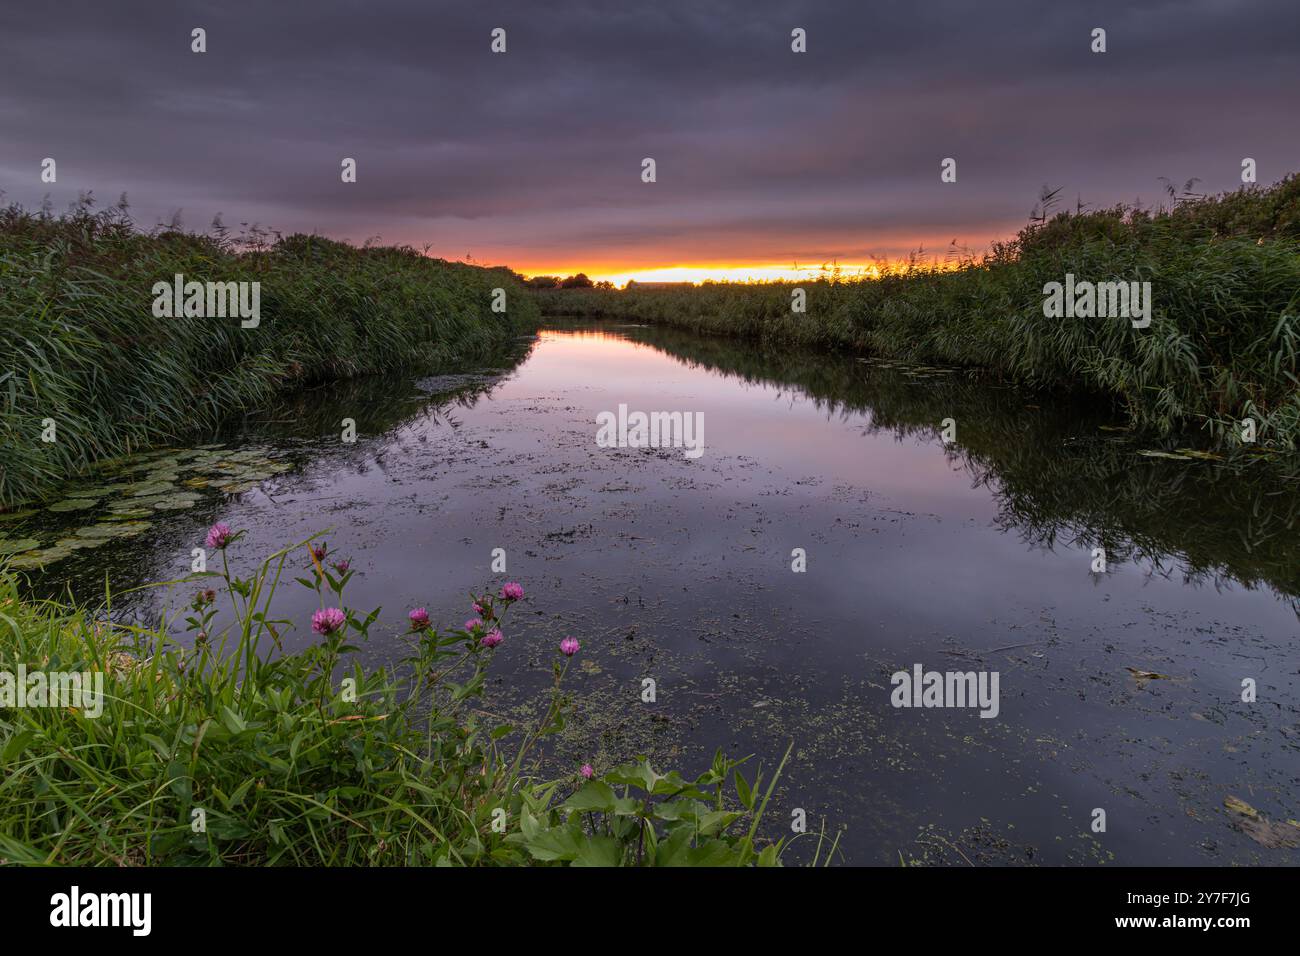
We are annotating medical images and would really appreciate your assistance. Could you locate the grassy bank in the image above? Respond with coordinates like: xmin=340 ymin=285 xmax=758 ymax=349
xmin=0 ymin=529 xmax=805 ymax=866
xmin=0 ymin=199 xmax=540 ymax=508
xmin=539 ymin=176 xmax=1300 ymax=447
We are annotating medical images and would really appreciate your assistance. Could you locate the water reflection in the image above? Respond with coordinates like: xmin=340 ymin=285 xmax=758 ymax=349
xmin=587 ymin=320 xmax=1300 ymax=607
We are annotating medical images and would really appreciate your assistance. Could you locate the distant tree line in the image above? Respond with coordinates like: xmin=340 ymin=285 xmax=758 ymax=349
xmin=524 ymin=273 xmax=612 ymax=290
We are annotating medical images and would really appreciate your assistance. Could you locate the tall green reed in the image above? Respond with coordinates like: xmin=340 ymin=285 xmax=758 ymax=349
xmin=0 ymin=197 xmax=540 ymax=507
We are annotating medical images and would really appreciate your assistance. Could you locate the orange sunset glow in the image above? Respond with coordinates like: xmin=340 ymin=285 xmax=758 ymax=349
xmin=518 ymin=261 xmax=917 ymax=287
xmin=502 ymin=229 xmax=1018 ymax=287
xmin=580 ymin=263 xmax=884 ymax=286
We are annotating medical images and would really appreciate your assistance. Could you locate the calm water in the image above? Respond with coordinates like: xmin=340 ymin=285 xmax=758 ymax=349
xmin=19 ymin=321 xmax=1300 ymax=865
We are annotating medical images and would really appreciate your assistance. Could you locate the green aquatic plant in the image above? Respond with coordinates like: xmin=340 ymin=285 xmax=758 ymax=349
xmin=0 ymin=444 xmax=294 ymax=570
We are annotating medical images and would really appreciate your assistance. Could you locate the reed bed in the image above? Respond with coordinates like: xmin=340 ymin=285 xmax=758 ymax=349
xmin=0 ymin=198 xmax=540 ymax=507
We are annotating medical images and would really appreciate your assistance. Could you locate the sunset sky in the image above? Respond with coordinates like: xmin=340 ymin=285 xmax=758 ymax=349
xmin=2 ymin=0 xmax=1298 ymax=283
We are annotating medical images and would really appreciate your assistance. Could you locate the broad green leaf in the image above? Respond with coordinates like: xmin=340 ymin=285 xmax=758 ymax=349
xmin=561 ymin=781 xmax=617 ymax=813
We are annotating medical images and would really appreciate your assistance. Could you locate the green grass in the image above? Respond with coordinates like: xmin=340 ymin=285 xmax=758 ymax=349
xmin=0 ymin=197 xmax=541 ymax=508
xmin=0 ymin=530 xmax=811 ymax=866
xmin=539 ymin=175 xmax=1300 ymax=447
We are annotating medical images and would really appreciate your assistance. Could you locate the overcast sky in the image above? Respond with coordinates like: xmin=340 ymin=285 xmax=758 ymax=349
xmin=2 ymin=0 xmax=1297 ymax=278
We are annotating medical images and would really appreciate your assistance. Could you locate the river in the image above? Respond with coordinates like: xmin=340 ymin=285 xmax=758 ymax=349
xmin=8 ymin=319 xmax=1298 ymax=865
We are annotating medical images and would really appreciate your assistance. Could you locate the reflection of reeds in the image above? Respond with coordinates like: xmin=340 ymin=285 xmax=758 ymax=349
xmin=0 ymin=197 xmax=539 ymax=507
xmin=608 ymin=322 xmax=1300 ymax=605
xmin=540 ymin=175 xmax=1300 ymax=450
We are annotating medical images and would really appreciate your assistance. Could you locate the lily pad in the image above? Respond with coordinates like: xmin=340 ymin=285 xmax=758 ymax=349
xmin=104 ymin=507 xmax=153 ymax=520
xmin=151 ymin=494 xmax=199 ymax=511
xmin=129 ymin=482 xmax=175 ymax=498
xmin=77 ymin=521 xmax=151 ymax=539
xmin=49 ymin=498 xmax=98 ymax=513
xmin=3 ymin=552 xmax=50 ymax=570
xmin=0 ymin=538 xmax=40 ymax=555
xmin=54 ymin=536 xmax=105 ymax=551
xmin=76 ymin=524 xmax=131 ymax=539
xmin=112 ymin=520 xmax=153 ymax=536
xmin=0 ymin=509 xmax=38 ymax=523
xmin=58 ymin=486 xmax=118 ymax=501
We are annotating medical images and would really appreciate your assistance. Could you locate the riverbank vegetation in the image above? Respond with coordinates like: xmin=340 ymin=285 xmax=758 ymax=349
xmin=538 ymin=176 xmax=1300 ymax=447
xmin=0 ymin=530 xmax=803 ymax=866
xmin=0 ymin=197 xmax=540 ymax=508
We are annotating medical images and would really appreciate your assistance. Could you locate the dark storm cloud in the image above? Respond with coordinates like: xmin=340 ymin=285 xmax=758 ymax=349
xmin=2 ymin=0 xmax=1298 ymax=270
